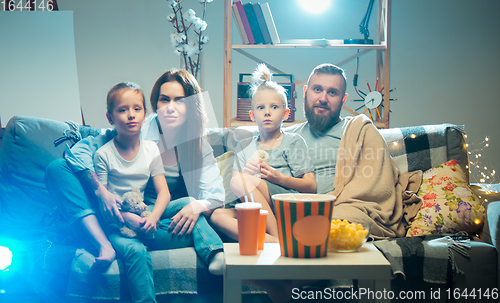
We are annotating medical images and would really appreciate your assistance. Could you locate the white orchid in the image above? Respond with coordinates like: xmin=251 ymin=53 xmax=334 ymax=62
xmin=170 ymin=32 xmax=177 ymax=45
xmin=193 ymin=18 xmax=207 ymax=31
xmin=174 ymin=44 xmax=185 ymax=56
xmin=186 ymin=13 xmax=198 ymax=24
xmin=166 ymin=0 xmax=212 ymax=79
xmin=185 ymin=44 xmax=199 ymax=57
xmin=167 ymin=0 xmax=179 ymax=9
xmin=167 ymin=13 xmax=176 ymax=22
xmin=176 ymin=33 xmax=187 ymax=44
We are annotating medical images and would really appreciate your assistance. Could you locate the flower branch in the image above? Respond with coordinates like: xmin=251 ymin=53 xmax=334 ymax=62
xmin=167 ymin=0 xmax=212 ymax=80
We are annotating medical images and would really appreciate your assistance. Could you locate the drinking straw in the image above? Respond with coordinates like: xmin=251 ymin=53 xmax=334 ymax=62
xmin=250 ymin=193 xmax=255 ymax=203
xmin=233 ymin=149 xmax=250 ymax=201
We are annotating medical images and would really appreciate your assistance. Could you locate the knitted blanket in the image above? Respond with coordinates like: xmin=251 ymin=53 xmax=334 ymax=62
xmin=329 ymin=115 xmax=422 ymax=239
xmin=373 ymin=233 xmax=471 ymax=284
xmin=66 ymin=248 xmax=222 ymax=300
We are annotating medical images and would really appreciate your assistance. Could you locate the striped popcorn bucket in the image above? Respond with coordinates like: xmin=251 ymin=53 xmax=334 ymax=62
xmin=272 ymin=194 xmax=335 ymax=258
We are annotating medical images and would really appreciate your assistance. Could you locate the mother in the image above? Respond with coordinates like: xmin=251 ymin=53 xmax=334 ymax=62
xmin=45 ymin=69 xmax=225 ymax=301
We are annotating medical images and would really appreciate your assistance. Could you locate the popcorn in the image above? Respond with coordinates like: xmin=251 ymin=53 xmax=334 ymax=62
xmin=329 ymin=219 xmax=369 ymax=251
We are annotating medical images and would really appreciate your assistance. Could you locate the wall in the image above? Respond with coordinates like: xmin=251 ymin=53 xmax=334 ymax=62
xmin=3 ymin=0 xmax=500 ymax=181
xmin=0 ymin=11 xmax=82 ymax=124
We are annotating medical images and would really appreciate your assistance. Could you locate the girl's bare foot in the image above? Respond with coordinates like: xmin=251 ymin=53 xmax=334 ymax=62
xmin=265 ymin=234 xmax=280 ymax=243
xmin=93 ymin=245 xmax=116 ymax=270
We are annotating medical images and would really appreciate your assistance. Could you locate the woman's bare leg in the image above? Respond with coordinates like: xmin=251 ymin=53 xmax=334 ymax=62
xmin=230 ymin=172 xmax=279 ymax=241
xmin=210 ymin=208 xmax=239 ymax=240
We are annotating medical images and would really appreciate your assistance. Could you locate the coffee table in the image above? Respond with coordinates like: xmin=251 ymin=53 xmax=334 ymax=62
xmin=223 ymin=242 xmax=391 ymax=303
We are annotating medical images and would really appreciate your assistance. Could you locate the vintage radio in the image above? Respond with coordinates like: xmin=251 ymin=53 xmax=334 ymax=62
xmin=236 ymin=74 xmax=296 ymax=122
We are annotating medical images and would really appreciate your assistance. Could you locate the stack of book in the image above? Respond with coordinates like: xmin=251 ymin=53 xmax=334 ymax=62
xmin=232 ymin=1 xmax=280 ymax=45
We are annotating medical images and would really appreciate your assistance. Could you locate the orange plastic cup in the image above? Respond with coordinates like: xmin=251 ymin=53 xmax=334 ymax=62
xmin=236 ymin=202 xmax=262 ymax=255
xmin=257 ymin=210 xmax=268 ymax=250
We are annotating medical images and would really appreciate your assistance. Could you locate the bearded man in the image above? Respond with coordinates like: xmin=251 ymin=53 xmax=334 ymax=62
xmin=286 ymin=63 xmax=351 ymax=194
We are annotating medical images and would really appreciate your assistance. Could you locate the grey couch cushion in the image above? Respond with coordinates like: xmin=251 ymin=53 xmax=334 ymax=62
xmin=0 ymin=116 xmax=74 ymax=231
xmin=205 ymin=127 xmax=254 ymax=158
xmin=1 ymin=116 xmax=70 ymax=191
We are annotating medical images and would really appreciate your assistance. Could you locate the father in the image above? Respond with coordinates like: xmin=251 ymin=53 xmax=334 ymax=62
xmin=286 ymin=63 xmax=350 ymax=195
xmin=287 ymin=63 xmax=421 ymax=239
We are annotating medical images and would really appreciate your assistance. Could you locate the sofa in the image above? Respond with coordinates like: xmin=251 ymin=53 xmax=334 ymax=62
xmin=0 ymin=115 xmax=499 ymax=303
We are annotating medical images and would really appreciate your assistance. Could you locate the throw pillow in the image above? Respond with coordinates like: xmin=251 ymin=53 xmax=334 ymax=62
xmin=215 ymin=151 xmax=239 ymax=208
xmin=406 ymin=159 xmax=485 ymax=237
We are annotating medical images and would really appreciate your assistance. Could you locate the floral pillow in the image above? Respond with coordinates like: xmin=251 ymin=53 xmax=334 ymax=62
xmin=406 ymin=159 xmax=485 ymax=237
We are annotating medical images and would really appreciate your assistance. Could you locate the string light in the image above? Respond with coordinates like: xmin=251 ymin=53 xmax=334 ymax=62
xmin=467 ymin=135 xmax=499 ymax=195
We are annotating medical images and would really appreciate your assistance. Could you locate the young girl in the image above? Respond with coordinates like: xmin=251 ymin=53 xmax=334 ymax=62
xmin=210 ymin=64 xmax=316 ymax=242
xmin=94 ymin=82 xmax=170 ymax=237
xmin=94 ymin=82 xmax=170 ymax=302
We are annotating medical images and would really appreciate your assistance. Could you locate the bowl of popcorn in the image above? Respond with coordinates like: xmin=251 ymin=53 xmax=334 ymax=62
xmin=328 ymin=219 xmax=371 ymax=252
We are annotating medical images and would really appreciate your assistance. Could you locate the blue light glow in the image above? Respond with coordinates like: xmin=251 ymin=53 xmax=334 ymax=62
xmin=0 ymin=246 xmax=13 ymax=270
xmin=298 ymin=0 xmax=331 ymax=13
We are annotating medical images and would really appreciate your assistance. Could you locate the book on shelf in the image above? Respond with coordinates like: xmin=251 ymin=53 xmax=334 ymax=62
xmin=232 ymin=2 xmax=248 ymax=44
xmin=260 ymin=3 xmax=280 ymax=44
xmin=233 ymin=0 xmax=255 ymax=44
xmin=252 ymin=3 xmax=272 ymax=44
xmin=279 ymin=38 xmax=345 ymax=46
xmin=243 ymin=3 xmax=264 ymax=44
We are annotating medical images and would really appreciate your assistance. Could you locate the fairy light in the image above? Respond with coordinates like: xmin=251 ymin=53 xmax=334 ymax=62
xmin=467 ymin=135 xmax=499 ymax=194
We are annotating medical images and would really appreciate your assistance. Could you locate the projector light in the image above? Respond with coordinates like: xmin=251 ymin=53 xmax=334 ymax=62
xmin=0 ymin=246 xmax=13 ymax=271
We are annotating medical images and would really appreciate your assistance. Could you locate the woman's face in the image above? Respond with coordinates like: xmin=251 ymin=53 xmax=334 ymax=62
xmin=157 ymin=81 xmax=187 ymax=130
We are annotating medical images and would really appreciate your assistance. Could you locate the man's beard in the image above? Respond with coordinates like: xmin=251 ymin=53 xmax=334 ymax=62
xmin=304 ymin=95 xmax=341 ymax=132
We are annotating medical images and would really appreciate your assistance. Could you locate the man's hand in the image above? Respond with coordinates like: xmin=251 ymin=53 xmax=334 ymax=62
xmin=168 ymin=201 xmax=208 ymax=236
xmin=243 ymin=159 xmax=261 ymax=176
xmin=260 ymin=163 xmax=282 ymax=184
xmin=96 ymin=186 xmax=124 ymax=226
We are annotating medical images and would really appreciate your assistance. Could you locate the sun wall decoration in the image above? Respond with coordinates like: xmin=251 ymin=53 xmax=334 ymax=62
xmin=351 ymin=79 xmax=396 ymax=121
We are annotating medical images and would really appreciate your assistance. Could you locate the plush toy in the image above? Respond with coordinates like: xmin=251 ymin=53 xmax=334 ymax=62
xmin=249 ymin=150 xmax=269 ymax=165
xmin=248 ymin=150 xmax=270 ymax=177
xmin=119 ymin=188 xmax=151 ymax=238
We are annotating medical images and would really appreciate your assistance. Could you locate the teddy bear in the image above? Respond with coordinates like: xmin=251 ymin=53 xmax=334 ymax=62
xmin=248 ymin=150 xmax=270 ymax=177
xmin=119 ymin=188 xmax=151 ymax=238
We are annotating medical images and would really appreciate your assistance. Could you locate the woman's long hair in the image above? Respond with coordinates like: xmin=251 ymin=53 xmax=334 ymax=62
xmin=150 ymin=69 xmax=207 ymax=198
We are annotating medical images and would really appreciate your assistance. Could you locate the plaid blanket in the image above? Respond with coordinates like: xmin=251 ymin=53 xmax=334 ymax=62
xmin=373 ymin=232 xmax=471 ymax=284
xmin=66 ymin=247 xmax=222 ymax=300
xmin=379 ymin=124 xmax=467 ymax=175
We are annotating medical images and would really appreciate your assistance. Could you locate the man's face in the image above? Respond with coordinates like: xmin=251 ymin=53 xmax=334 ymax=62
xmin=303 ymin=73 xmax=348 ymax=132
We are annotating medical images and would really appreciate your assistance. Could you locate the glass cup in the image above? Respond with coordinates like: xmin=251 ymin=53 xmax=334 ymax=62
xmin=257 ymin=209 xmax=268 ymax=250
xmin=235 ymin=202 xmax=262 ymax=255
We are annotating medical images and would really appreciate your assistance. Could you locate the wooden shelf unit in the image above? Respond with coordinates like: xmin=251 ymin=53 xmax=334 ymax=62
xmin=229 ymin=118 xmax=306 ymax=128
xmin=223 ymin=0 xmax=391 ymax=129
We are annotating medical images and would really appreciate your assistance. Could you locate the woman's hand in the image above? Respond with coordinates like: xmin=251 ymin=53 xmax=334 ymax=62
xmin=260 ymin=163 xmax=283 ymax=184
xmin=168 ymin=200 xmax=208 ymax=236
xmin=243 ymin=159 xmax=261 ymax=175
xmin=96 ymin=186 xmax=124 ymax=226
